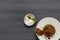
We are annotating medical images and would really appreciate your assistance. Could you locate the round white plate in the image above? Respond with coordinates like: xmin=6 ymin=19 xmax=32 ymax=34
xmin=36 ymin=17 xmax=60 ymax=40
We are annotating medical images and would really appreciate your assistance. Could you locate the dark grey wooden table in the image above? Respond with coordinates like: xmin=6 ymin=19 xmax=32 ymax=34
xmin=0 ymin=0 xmax=60 ymax=40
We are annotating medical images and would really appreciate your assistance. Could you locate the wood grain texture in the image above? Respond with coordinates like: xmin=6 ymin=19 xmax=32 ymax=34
xmin=0 ymin=0 xmax=60 ymax=40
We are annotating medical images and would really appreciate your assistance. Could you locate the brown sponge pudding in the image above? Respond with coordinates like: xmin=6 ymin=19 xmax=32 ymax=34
xmin=35 ymin=28 xmax=43 ymax=36
xmin=43 ymin=24 xmax=56 ymax=37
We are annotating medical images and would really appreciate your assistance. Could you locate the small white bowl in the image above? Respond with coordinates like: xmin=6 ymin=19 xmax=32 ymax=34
xmin=24 ymin=14 xmax=36 ymax=26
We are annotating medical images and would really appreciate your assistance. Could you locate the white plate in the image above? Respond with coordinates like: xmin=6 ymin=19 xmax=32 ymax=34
xmin=36 ymin=17 xmax=60 ymax=40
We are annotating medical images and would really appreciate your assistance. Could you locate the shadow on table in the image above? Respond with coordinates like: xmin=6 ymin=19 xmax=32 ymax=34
xmin=34 ymin=34 xmax=39 ymax=40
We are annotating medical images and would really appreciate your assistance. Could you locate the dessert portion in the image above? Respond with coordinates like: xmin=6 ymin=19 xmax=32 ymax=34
xmin=43 ymin=24 xmax=56 ymax=39
xmin=24 ymin=14 xmax=36 ymax=26
xmin=35 ymin=28 xmax=43 ymax=36
xmin=35 ymin=24 xmax=56 ymax=40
